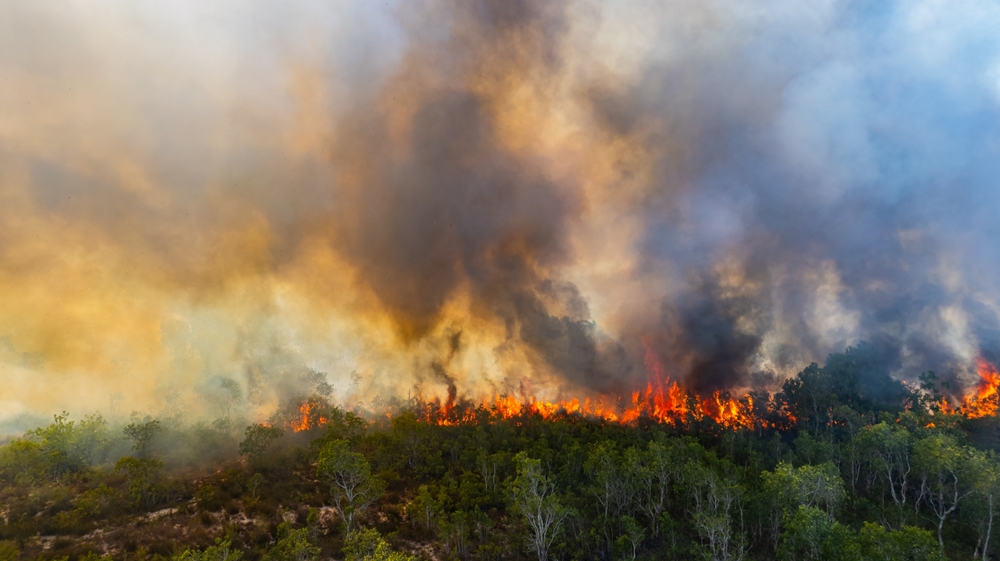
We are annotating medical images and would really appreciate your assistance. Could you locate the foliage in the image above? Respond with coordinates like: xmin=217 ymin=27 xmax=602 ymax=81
xmin=342 ymin=528 xmax=417 ymax=561
xmin=238 ymin=424 xmax=283 ymax=467
xmin=114 ymin=456 xmax=162 ymax=507
xmin=123 ymin=419 xmax=162 ymax=458
xmin=316 ymin=439 xmax=384 ymax=534
xmin=509 ymin=452 xmax=572 ymax=561
xmin=762 ymin=461 xmax=844 ymax=518
xmin=778 ymin=505 xmax=854 ymax=561
xmin=856 ymin=523 xmax=944 ymax=561
xmin=173 ymin=538 xmax=244 ymax=561
xmin=0 ymin=541 xmax=18 ymax=561
xmin=262 ymin=522 xmax=320 ymax=561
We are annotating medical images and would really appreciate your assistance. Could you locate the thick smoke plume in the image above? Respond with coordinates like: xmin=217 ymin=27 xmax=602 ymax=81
xmin=2 ymin=0 xmax=1000 ymax=421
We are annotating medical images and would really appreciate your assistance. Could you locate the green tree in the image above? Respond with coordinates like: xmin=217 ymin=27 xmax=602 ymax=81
xmin=115 ymin=456 xmax=162 ymax=507
xmin=687 ymin=462 xmax=746 ymax=561
xmin=123 ymin=419 xmax=162 ymax=458
xmin=971 ymin=450 xmax=999 ymax=560
xmin=343 ymin=528 xmax=417 ymax=561
xmin=778 ymin=505 xmax=857 ymax=561
xmin=316 ymin=439 xmax=384 ymax=534
xmin=239 ymin=423 xmax=283 ymax=467
xmin=406 ymin=484 xmax=438 ymax=531
xmin=26 ymin=412 xmax=111 ymax=476
xmin=856 ymin=523 xmax=944 ymax=561
xmin=262 ymin=522 xmax=320 ymax=561
xmin=509 ymin=452 xmax=571 ymax=561
xmin=913 ymin=434 xmax=980 ymax=547
xmin=172 ymin=538 xmax=244 ymax=561
xmin=586 ymin=441 xmax=640 ymax=554
xmin=244 ymin=472 xmax=266 ymax=508
xmin=0 ymin=438 xmax=44 ymax=484
xmin=857 ymin=422 xmax=913 ymax=512
xmin=762 ymin=462 xmax=845 ymax=519
xmin=636 ymin=438 xmax=683 ymax=538
xmin=73 ymin=483 xmax=118 ymax=517
xmin=615 ymin=515 xmax=645 ymax=561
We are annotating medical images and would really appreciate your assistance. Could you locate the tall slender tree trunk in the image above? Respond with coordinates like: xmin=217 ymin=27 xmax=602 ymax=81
xmin=984 ymin=493 xmax=994 ymax=561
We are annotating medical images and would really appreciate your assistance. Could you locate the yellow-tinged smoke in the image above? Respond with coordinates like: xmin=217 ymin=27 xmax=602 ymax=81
xmin=2 ymin=0 xmax=999 ymax=424
xmin=0 ymin=0 xmax=644 ymax=420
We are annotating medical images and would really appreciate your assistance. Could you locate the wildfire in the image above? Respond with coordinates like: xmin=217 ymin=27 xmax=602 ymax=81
xmin=408 ymin=386 xmax=759 ymax=429
xmin=960 ymin=358 xmax=1000 ymax=419
xmin=280 ymin=356 xmax=1000 ymax=434
xmin=285 ymin=398 xmax=330 ymax=432
xmin=408 ymin=341 xmax=764 ymax=430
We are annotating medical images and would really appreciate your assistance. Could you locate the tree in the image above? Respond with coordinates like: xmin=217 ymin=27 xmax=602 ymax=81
xmin=762 ymin=462 xmax=845 ymax=519
xmin=778 ymin=506 xmax=856 ymax=561
xmin=636 ymin=439 xmax=682 ymax=537
xmin=972 ymin=451 xmax=999 ymax=561
xmin=476 ymin=448 xmax=504 ymax=492
xmin=25 ymin=412 xmax=110 ymax=477
xmin=0 ymin=439 xmax=44 ymax=485
xmin=615 ymin=516 xmax=645 ymax=561
xmin=586 ymin=442 xmax=641 ymax=555
xmin=857 ymin=422 xmax=913 ymax=513
xmin=316 ymin=439 xmax=384 ymax=534
xmin=115 ymin=456 xmax=162 ymax=507
xmin=123 ymin=419 xmax=162 ymax=458
xmin=263 ymin=522 xmax=320 ymax=561
xmin=406 ymin=484 xmax=438 ymax=531
xmin=509 ymin=452 xmax=572 ymax=561
xmin=914 ymin=434 xmax=980 ymax=547
xmin=172 ymin=538 xmax=244 ymax=561
xmin=239 ymin=423 xmax=283 ymax=467
xmin=343 ymin=528 xmax=417 ymax=561
xmin=687 ymin=462 xmax=746 ymax=561
xmin=244 ymin=472 xmax=266 ymax=508
xmin=857 ymin=523 xmax=944 ymax=561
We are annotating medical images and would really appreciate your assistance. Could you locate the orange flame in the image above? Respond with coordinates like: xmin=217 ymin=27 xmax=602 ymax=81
xmin=356 ymin=359 xmax=1000 ymax=431
xmin=285 ymin=399 xmax=330 ymax=432
xmin=404 ymin=386 xmax=763 ymax=430
xmin=287 ymin=356 xmax=1000 ymax=433
xmin=406 ymin=339 xmax=768 ymax=430
xmin=960 ymin=358 xmax=1000 ymax=419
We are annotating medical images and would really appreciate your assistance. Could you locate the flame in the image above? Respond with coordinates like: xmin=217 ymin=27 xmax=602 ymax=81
xmin=402 ymin=387 xmax=763 ymax=430
xmin=285 ymin=398 xmax=330 ymax=432
xmin=404 ymin=340 xmax=767 ymax=430
xmin=960 ymin=358 xmax=1000 ymax=419
xmin=280 ymin=356 xmax=1000 ymax=433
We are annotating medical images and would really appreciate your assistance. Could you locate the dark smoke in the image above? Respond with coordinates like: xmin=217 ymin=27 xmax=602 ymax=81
xmin=658 ymin=277 xmax=767 ymax=393
xmin=325 ymin=1 xmax=636 ymax=392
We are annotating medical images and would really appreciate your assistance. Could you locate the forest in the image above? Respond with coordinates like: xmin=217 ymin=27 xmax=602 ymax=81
xmin=2 ymin=344 xmax=1000 ymax=561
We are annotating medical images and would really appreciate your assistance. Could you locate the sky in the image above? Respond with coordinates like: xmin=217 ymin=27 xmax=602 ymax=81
xmin=1 ymin=0 xmax=1000 ymax=423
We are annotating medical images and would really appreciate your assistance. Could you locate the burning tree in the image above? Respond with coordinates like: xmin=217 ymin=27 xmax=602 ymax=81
xmin=961 ymin=360 xmax=1000 ymax=419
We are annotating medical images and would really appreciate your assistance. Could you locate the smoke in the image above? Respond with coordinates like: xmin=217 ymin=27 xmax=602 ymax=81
xmin=2 ymin=0 xmax=1000 ymax=419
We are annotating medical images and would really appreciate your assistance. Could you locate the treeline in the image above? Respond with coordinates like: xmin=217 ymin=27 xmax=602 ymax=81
xmin=1 ymin=344 xmax=999 ymax=561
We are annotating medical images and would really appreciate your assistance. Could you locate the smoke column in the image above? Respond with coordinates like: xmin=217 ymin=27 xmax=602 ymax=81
xmin=2 ymin=0 xmax=1000 ymax=421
